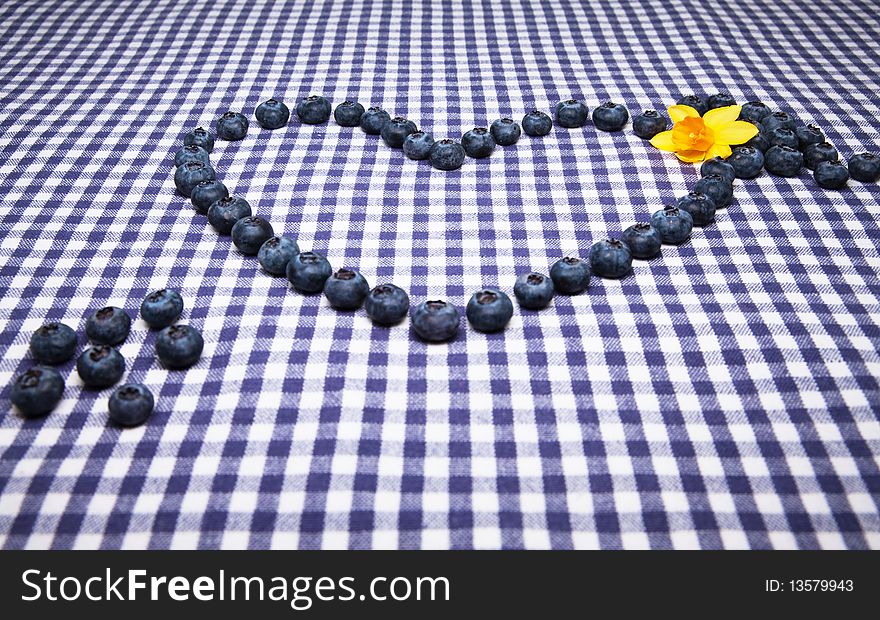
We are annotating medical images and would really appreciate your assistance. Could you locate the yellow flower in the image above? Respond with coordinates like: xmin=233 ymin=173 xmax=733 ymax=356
xmin=650 ymin=104 xmax=758 ymax=162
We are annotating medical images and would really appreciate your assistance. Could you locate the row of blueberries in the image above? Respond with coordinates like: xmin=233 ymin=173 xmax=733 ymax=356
xmin=9 ymin=291 xmax=203 ymax=422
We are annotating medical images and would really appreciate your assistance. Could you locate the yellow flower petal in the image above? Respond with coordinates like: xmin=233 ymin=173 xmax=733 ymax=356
xmin=703 ymin=105 xmax=742 ymax=131
xmin=675 ymin=150 xmax=707 ymax=163
xmin=649 ymin=130 xmax=677 ymax=152
xmin=714 ymin=121 xmax=759 ymax=145
xmin=668 ymin=104 xmax=700 ymax=123
xmin=704 ymin=142 xmax=733 ymax=160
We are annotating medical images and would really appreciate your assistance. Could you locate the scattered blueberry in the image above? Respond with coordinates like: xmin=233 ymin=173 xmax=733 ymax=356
xmin=76 ymin=345 xmax=125 ymax=389
xmin=360 ymin=107 xmax=391 ymax=135
xmin=745 ymin=126 xmax=769 ymax=153
xmin=764 ymin=145 xmax=804 ymax=177
xmin=592 ymin=101 xmax=629 ymax=132
xmin=549 ymin=257 xmax=591 ymax=294
xmin=10 ymin=366 xmax=64 ymax=418
xmin=174 ymin=144 xmax=210 ymax=167
xmin=334 ymin=100 xmax=366 ymax=127
xmin=155 ymin=324 xmax=204 ymax=369
xmin=140 ymin=289 xmax=184 ymax=330
xmin=814 ymin=160 xmax=849 ymax=189
xmin=403 ymin=131 xmax=434 ymax=160
xmin=766 ymin=127 xmax=799 ymax=150
xmin=761 ymin=110 xmax=797 ymax=132
xmin=632 ymin=110 xmax=668 ymax=139
xmin=461 ymin=127 xmax=495 ymax=158
xmin=739 ymin=101 xmax=772 ymax=123
xmin=183 ymin=127 xmax=214 ymax=153
xmin=707 ymin=93 xmax=737 ymax=109
xmin=258 ymin=236 xmax=300 ymax=276
xmin=232 ymin=215 xmax=274 ymax=255
xmin=555 ymin=99 xmax=589 ymax=128
xmin=803 ymin=142 xmax=839 ymax=171
xmin=30 ymin=322 xmax=77 ymax=365
xmin=676 ymin=94 xmax=708 ymax=116
xmin=296 ymin=95 xmax=332 ymax=124
xmin=255 ymin=98 xmax=290 ymax=129
xmin=620 ymin=223 xmax=662 ymax=259
xmin=190 ymin=180 xmax=228 ymax=215
xmin=466 ymin=289 xmax=514 ymax=333
xmin=590 ymin=238 xmax=633 ymax=278
xmin=287 ymin=251 xmax=333 ymax=293
xmin=108 ymin=383 xmax=154 ymax=427
xmin=429 ymin=139 xmax=466 ymax=171
xmin=728 ymin=146 xmax=765 ymax=179
xmin=675 ymin=191 xmax=717 ymax=227
xmin=694 ymin=173 xmax=733 ymax=208
xmin=364 ymin=284 xmax=410 ymax=325
xmin=521 ymin=110 xmax=552 ymax=136
xmin=796 ymin=123 xmax=824 ymax=150
xmin=323 ymin=268 xmax=370 ymax=310
xmin=411 ymin=300 xmax=460 ymax=342
xmin=651 ymin=206 xmax=693 ymax=245
xmin=174 ymin=160 xmax=216 ymax=197
xmin=848 ymin=152 xmax=880 ymax=183
xmin=700 ymin=156 xmax=736 ymax=184
xmin=513 ymin=272 xmax=555 ymax=310
xmin=490 ymin=118 xmax=521 ymax=146
xmin=215 ymin=111 xmax=249 ymax=141
xmin=85 ymin=306 xmax=131 ymax=346
xmin=381 ymin=117 xmax=418 ymax=148
xmin=207 ymin=195 xmax=252 ymax=235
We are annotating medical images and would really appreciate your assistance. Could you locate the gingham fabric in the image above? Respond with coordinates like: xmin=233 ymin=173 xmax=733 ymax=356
xmin=1 ymin=0 xmax=878 ymax=550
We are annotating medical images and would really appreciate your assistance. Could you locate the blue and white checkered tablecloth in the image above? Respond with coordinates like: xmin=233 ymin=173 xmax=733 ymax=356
xmin=1 ymin=0 xmax=878 ymax=550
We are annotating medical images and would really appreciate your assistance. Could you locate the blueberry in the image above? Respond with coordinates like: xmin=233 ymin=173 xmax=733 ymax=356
xmin=707 ymin=93 xmax=737 ymax=109
xmin=287 ymin=251 xmax=333 ymax=293
xmin=796 ymin=123 xmax=824 ymax=150
xmin=461 ymin=127 xmax=495 ymax=158
xmin=334 ymin=100 xmax=366 ymax=127
xmin=694 ymin=173 xmax=733 ymax=208
xmin=155 ymin=324 xmax=204 ymax=369
xmin=466 ymin=289 xmax=514 ymax=333
xmin=77 ymin=345 xmax=125 ymax=389
xmin=207 ymin=195 xmax=252 ymax=235
xmin=675 ymin=191 xmax=717 ymax=227
xmin=592 ymin=101 xmax=629 ymax=132
xmin=728 ymin=146 xmax=764 ymax=179
xmin=258 ymin=236 xmax=300 ymax=276
xmin=30 ymin=322 xmax=77 ymax=364
xmin=85 ymin=306 xmax=131 ymax=346
xmin=231 ymin=215 xmax=274 ymax=255
xmin=555 ymin=99 xmax=589 ymax=128
xmin=590 ymin=238 xmax=633 ymax=278
xmin=632 ymin=110 xmax=668 ymax=139
xmin=296 ymin=95 xmax=332 ymax=125
xmin=411 ymin=300 xmax=460 ymax=342
xmin=255 ymin=98 xmax=290 ymax=129
xmin=360 ymin=106 xmax=391 ymax=135
xmin=215 ymin=111 xmax=249 ymax=141
xmin=108 ymin=383 xmax=154 ymax=427
xmin=174 ymin=160 xmax=216 ymax=197
xmin=620 ymin=223 xmax=661 ymax=259
xmin=700 ymin=156 xmax=736 ymax=184
xmin=513 ymin=272 xmax=555 ymax=310
xmin=766 ymin=127 xmax=799 ymax=150
xmin=364 ymin=284 xmax=410 ymax=325
xmin=848 ymin=152 xmax=880 ymax=183
xmin=549 ymin=257 xmax=591 ymax=294
xmin=183 ymin=127 xmax=215 ymax=153
xmin=676 ymin=94 xmax=708 ymax=116
xmin=190 ymin=180 xmax=228 ymax=215
xmin=174 ymin=144 xmax=210 ymax=167
xmin=814 ymin=160 xmax=849 ymax=189
xmin=739 ymin=101 xmax=772 ymax=123
xmin=803 ymin=142 xmax=839 ymax=171
xmin=764 ymin=145 xmax=804 ymax=177
xmin=140 ymin=289 xmax=184 ymax=330
xmin=429 ymin=139 xmax=466 ymax=171
xmin=323 ymin=268 xmax=370 ymax=310
xmin=490 ymin=118 xmax=521 ymax=145
xmin=761 ymin=110 xmax=796 ymax=132
xmin=403 ymin=131 xmax=435 ymax=160
xmin=10 ymin=366 xmax=64 ymax=418
xmin=521 ymin=109 xmax=552 ymax=136
xmin=381 ymin=117 xmax=418 ymax=148
xmin=651 ymin=206 xmax=693 ymax=244
xmin=744 ymin=126 xmax=770 ymax=153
